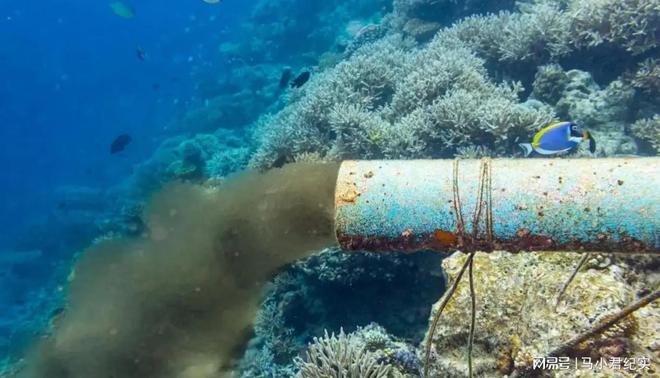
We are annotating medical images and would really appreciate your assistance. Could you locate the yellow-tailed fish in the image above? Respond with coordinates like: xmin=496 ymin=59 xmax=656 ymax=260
xmin=109 ymin=2 xmax=135 ymax=18
xmin=519 ymin=121 xmax=596 ymax=157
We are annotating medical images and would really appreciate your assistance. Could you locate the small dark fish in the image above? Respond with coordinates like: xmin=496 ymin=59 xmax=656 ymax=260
xmin=110 ymin=134 xmax=132 ymax=154
xmin=279 ymin=67 xmax=292 ymax=89
xmin=136 ymin=46 xmax=146 ymax=61
xmin=290 ymin=71 xmax=310 ymax=88
xmin=152 ymin=83 xmax=161 ymax=91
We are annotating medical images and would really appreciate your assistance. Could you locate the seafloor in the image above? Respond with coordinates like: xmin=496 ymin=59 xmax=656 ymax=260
xmin=1 ymin=0 xmax=659 ymax=377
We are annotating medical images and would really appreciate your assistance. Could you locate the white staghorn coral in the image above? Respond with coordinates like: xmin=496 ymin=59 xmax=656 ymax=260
xmin=249 ymin=32 xmax=555 ymax=169
xmin=567 ymin=0 xmax=660 ymax=55
xmin=249 ymin=0 xmax=658 ymax=170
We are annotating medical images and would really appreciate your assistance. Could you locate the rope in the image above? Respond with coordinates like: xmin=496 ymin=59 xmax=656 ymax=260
xmin=423 ymin=252 xmax=476 ymax=377
xmin=485 ymin=159 xmax=493 ymax=243
xmin=424 ymin=158 xmax=494 ymax=377
xmin=467 ymin=252 xmax=477 ymax=378
xmin=452 ymin=159 xmax=466 ymax=235
xmin=555 ymin=253 xmax=591 ymax=306
xmin=471 ymin=158 xmax=493 ymax=244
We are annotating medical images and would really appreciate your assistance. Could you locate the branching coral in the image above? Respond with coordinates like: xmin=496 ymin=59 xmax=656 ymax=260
xmin=294 ymin=329 xmax=391 ymax=378
xmin=424 ymin=84 xmax=553 ymax=154
xmin=390 ymin=43 xmax=487 ymax=114
xmin=430 ymin=0 xmax=658 ymax=65
xmin=247 ymin=0 xmax=660 ymax=168
xmin=390 ymin=0 xmax=516 ymax=41
xmin=249 ymin=32 xmax=555 ymax=168
xmin=567 ymin=0 xmax=660 ymax=55
xmin=204 ymin=147 xmax=249 ymax=178
xmin=631 ymin=58 xmax=660 ymax=95
xmin=249 ymin=36 xmax=411 ymax=168
xmin=437 ymin=2 xmax=571 ymax=63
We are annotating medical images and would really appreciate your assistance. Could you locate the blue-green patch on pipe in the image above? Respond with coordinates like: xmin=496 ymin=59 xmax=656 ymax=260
xmin=334 ymin=159 xmax=659 ymax=254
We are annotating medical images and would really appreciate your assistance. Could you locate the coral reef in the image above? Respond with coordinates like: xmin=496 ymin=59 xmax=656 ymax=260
xmin=438 ymin=2 xmax=571 ymax=63
xmin=237 ymin=0 xmax=648 ymax=165
xmin=123 ymin=130 xmax=249 ymax=197
xmin=567 ymin=0 xmax=660 ymax=55
xmin=630 ymin=115 xmax=660 ymax=153
xmin=294 ymin=324 xmax=424 ymax=378
xmin=389 ymin=0 xmax=516 ymax=42
xmin=249 ymin=34 xmax=555 ymax=169
xmin=531 ymin=64 xmax=569 ymax=105
xmin=554 ymin=71 xmax=633 ymax=132
xmin=423 ymin=251 xmax=659 ymax=377
xmin=5 ymin=0 xmax=659 ymax=375
xmin=294 ymin=328 xmax=391 ymax=378
xmin=237 ymin=248 xmax=444 ymax=377
xmin=532 ymin=65 xmax=649 ymax=156
xmin=631 ymin=58 xmax=660 ymax=96
xmin=434 ymin=0 xmax=660 ymax=64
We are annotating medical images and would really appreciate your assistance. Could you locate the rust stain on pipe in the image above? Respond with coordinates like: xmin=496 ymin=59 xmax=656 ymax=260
xmin=334 ymin=159 xmax=659 ymax=254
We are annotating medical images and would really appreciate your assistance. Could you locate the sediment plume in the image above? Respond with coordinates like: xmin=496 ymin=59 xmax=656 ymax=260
xmin=19 ymin=163 xmax=339 ymax=378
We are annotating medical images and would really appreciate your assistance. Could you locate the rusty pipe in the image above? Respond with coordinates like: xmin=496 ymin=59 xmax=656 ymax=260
xmin=334 ymin=159 xmax=659 ymax=254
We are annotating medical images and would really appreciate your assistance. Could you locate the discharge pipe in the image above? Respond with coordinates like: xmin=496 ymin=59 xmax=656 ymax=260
xmin=334 ymin=158 xmax=659 ymax=254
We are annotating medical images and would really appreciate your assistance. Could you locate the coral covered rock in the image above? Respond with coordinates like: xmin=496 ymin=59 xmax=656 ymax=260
xmin=423 ymin=251 xmax=659 ymax=377
xmin=532 ymin=64 xmax=569 ymax=105
xmin=237 ymin=248 xmax=444 ymax=377
xmin=555 ymin=70 xmax=634 ymax=133
xmin=630 ymin=115 xmax=660 ymax=153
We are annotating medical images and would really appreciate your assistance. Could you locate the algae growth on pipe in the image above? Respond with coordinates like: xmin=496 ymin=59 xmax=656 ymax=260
xmin=335 ymin=158 xmax=659 ymax=254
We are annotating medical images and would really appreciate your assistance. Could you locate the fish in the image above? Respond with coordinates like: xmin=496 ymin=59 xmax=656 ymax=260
xmin=110 ymin=134 xmax=132 ymax=154
xmin=109 ymin=2 xmax=135 ymax=18
xmin=519 ymin=121 xmax=596 ymax=157
xmin=203 ymin=0 xmax=223 ymax=3
xmin=136 ymin=46 xmax=146 ymax=61
xmin=290 ymin=71 xmax=310 ymax=88
xmin=279 ymin=67 xmax=292 ymax=89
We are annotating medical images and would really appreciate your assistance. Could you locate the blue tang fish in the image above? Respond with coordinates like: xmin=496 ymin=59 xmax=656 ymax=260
xmin=519 ymin=121 xmax=596 ymax=157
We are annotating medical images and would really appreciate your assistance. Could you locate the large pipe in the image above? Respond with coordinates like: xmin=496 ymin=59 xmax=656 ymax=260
xmin=334 ymin=158 xmax=659 ymax=254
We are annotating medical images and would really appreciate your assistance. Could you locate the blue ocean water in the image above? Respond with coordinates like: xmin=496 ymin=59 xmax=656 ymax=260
xmin=0 ymin=0 xmax=250 ymax=359
xmin=0 ymin=0 xmax=247 ymax=239
xmin=0 ymin=0 xmax=657 ymax=376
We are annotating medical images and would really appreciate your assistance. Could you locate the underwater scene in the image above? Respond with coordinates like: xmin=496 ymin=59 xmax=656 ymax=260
xmin=0 ymin=0 xmax=658 ymax=377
